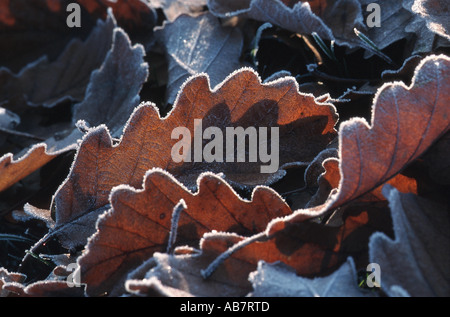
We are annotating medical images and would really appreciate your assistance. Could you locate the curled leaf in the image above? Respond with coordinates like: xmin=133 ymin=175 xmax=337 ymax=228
xmin=78 ymin=169 xmax=291 ymax=296
xmin=156 ymin=12 xmax=245 ymax=105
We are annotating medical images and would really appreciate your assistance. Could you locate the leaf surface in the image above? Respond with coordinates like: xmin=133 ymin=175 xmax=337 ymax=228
xmin=156 ymin=12 xmax=245 ymax=105
xmin=78 ymin=169 xmax=291 ymax=296
xmin=369 ymin=185 xmax=450 ymax=296
xmin=54 ymin=68 xmax=337 ymax=225
xmin=248 ymin=257 xmax=373 ymax=297
xmin=73 ymin=28 xmax=149 ymax=137
xmin=279 ymin=54 xmax=450 ymax=225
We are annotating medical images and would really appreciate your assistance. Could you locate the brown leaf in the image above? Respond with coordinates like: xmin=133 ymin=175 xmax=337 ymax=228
xmin=128 ymin=203 xmax=391 ymax=297
xmin=0 ymin=144 xmax=59 ymax=193
xmin=0 ymin=13 xmax=115 ymax=109
xmin=2 ymin=280 xmax=85 ymax=297
xmin=282 ymin=54 xmax=450 ymax=224
xmin=78 ymin=169 xmax=291 ymax=296
xmin=370 ymin=185 xmax=450 ymax=296
xmin=205 ymin=204 xmax=391 ymax=279
xmin=195 ymin=54 xmax=448 ymax=288
xmin=53 ymin=68 xmax=337 ymax=227
xmin=411 ymin=0 xmax=450 ymax=40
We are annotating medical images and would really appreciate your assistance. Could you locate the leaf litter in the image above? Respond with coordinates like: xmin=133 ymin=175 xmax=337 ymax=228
xmin=0 ymin=0 xmax=449 ymax=298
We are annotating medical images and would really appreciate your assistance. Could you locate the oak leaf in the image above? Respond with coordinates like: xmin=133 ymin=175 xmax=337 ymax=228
xmin=0 ymin=144 xmax=63 ymax=193
xmin=0 ymin=12 xmax=115 ymax=110
xmin=0 ymin=0 xmax=156 ymax=73
xmin=411 ymin=0 xmax=450 ymax=40
xmin=0 ymin=20 xmax=148 ymax=194
xmin=53 ymin=68 xmax=337 ymax=227
xmin=0 ymin=268 xmax=26 ymax=297
xmin=155 ymin=12 xmax=245 ymax=106
xmin=248 ymin=257 xmax=374 ymax=297
xmin=280 ymin=54 xmax=450 ymax=225
xmin=207 ymin=0 xmax=366 ymax=48
xmin=72 ymin=27 xmax=149 ymax=137
xmin=369 ymin=185 xmax=450 ymax=296
xmin=77 ymin=169 xmax=291 ymax=296
xmin=193 ymin=54 xmax=449 ymax=289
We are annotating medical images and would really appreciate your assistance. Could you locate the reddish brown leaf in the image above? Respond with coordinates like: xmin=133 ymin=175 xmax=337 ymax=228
xmin=78 ymin=169 xmax=291 ymax=296
xmin=208 ymin=0 xmax=366 ymax=48
xmin=54 ymin=68 xmax=337 ymax=228
xmin=279 ymin=54 xmax=450 ymax=225
xmin=0 ymin=144 xmax=59 ymax=192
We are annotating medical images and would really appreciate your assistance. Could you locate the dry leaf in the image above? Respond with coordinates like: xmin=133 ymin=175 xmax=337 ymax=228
xmin=248 ymin=257 xmax=374 ymax=297
xmin=78 ymin=169 xmax=291 ymax=296
xmin=0 ymin=268 xmax=26 ymax=297
xmin=53 ymin=67 xmax=337 ymax=227
xmin=193 ymin=54 xmax=448 ymax=290
xmin=0 ymin=144 xmax=61 ymax=193
xmin=126 ymin=250 xmax=249 ymax=297
xmin=2 ymin=280 xmax=85 ymax=297
xmin=411 ymin=0 xmax=450 ymax=40
xmin=281 ymin=54 xmax=449 ymax=224
xmin=208 ymin=0 xmax=341 ymax=45
xmin=0 ymin=13 xmax=114 ymax=110
xmin=156 ymin=12 xmax=245 ymax=105
xmin=149 ymin=0 xmax=207 ymax=21
xmin=369 ymin=185 xmax=450 ymax=296
xmin=73 ymin=27 xmax=149 ymax=137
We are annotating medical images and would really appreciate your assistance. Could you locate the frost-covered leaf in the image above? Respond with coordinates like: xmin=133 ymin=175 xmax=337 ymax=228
xmin=411 ymin=0 xmax=450 ymax=40
xmin=0 ymin=12 xmax=115 ymax=109
xmin=78 ymin=169 xmax=291 ymax=296
xmin=156 ymin=12 xmax=244 ymax=105
xmin=2 ymin=280 xmax=85 ymax=297
xmin=208 ymin=0 xmax=365 ymax=48
xmin=0 ymin=144 xmax=61 ymax=192
xmin=0 ymin=0 xmax=156 ymax=71
xmin=369 ymin=185 xmax=450 ymax=296
xmin=0 ymin=0 xmax=106 ymax=73
xmin=126 ymin=250 xmax=250 ymax=297
xmin=0 ymin=268 xmax=26 ymax=297
xmin=73 ymin=28 xmax=149 ymax=137
xmin=54 ymin=68 xmax=337 ymax=224
xmin=359 ymin=0 xmax=437 ymax=55
xmin=0 ymin=23 xmax=149 ymax=193
xmin=282 ymin=54 xmax=450 ymax=224
xmin=248 ymin=257 xmax=374 ymax=297
xmin=149 ymin=0 xmax=207 ymax=21
xmin=208 ymin=205 xmax=392 ymax=280
xmin=199 ymin=54 xmax=449 ymax=286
